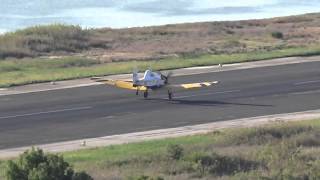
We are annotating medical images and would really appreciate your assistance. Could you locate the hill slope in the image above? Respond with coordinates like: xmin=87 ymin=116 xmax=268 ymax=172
xmin=1 ymin=13 xmax=320 ymax=62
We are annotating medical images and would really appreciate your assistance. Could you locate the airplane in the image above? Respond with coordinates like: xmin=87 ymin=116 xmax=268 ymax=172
xmin=92 ymin=69 xmax=218 ymax=100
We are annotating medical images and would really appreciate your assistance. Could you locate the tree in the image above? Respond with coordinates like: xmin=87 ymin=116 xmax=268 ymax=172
xmin=6 ymin=147 xmax=92 ymax=180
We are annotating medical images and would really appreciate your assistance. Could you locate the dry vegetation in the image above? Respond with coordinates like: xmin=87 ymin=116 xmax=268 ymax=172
xmin=68 ymin=120 xmax=320 ymax=180
xmin=1 ymin=13 xmax=320 ymax=87
xmin=1 ymin=13 xmax=320 ymax=62
xmin=1 ymin=120 xmax=320 ymax=179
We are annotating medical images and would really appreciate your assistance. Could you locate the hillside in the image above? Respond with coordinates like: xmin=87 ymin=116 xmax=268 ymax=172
xmin=1 ymin=13 xmax=320 ymax=62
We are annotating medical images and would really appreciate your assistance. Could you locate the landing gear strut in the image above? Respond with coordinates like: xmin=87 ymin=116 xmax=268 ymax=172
xmin=143 ymin=91 xmax=148 ymax=98
xmin=168 ymin=90 xmax=173 ymax=100
xmin=136 ymin=90 xmax=139 ymax=96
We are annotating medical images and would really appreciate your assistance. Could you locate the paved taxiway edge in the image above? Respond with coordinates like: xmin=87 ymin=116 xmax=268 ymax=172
xmin=1 ymin=55 xmax=320 ymax=96
xmin=1 ymin=109 xmax=320 ymax=159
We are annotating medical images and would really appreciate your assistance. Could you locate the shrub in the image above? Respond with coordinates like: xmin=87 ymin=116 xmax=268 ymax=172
xmin=167 ymin=144 xmax=184 ymax=160
xmin=294 ymin=132 xmax=320 ymax=147
xmin=130 ymin=175 xmax=164 ymax=180
xmin=256 ymin=141 xmax=320 ymax=179
xmin=192 ymin=152 xmax=258 ymax=177
xmin=5 ymin=147 xmax=92 ymax=180
xmin=222 ymin=124 xmax=314 ymax=145
xmin=271 ymin=31 xmax=284 ymax=39
xmin=0 ymin=24 xmax=90 ymax=59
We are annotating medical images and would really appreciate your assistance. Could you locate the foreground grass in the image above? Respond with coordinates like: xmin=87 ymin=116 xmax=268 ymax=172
xmin=3 ymin=119 xmax=319 ymax=179
xmin=64 ymin=119 xmax=320 ymax=179
xmin=1 ymin=45 xmax=320 ymax=88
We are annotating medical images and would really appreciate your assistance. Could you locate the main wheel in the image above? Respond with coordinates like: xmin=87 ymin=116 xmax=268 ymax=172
xmin=143 ymin=91 xmax=148 ymax=98
xmin=168 ymin=92 xmax=173 ymax=100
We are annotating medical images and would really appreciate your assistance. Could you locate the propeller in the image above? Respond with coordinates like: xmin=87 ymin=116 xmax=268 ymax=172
xmin=161 ymin=71 xmax=173 ymax=84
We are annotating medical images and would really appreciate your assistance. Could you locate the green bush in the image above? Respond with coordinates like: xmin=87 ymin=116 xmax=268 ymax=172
xmin=167 ymin=144 xmax=184 ymax=160
xmin=271 ymin=31 xmax=284 ymax=39
xmin=5 ymin=147 xmax=92 ymax=180
xmin=223 ymin=124 xmax=314 ymax=145
xmin=192 ymin=152 xmax=258 ymax=177
xmin=0 ymin=24 xmax=90 ymax=59
xmin=129 ymin=175 xmax=164 ymax=180
xmin=256 ymin=141 xmax=320 ymax=179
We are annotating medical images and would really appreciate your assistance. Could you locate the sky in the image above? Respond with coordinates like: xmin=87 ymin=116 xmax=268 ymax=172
xmin=0 ymin=0 xmax=319 ymax=33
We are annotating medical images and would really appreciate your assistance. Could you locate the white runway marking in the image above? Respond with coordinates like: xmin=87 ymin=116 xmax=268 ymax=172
xmin=290 ymin=89 xmax=320 ymax=95
xmin=294 ymin=80 xmax=320 ymax=85
xmin=0 ymin=106 xmax=92 ymax=120
xmin=174 ymin=90 xmax=241 ymax=99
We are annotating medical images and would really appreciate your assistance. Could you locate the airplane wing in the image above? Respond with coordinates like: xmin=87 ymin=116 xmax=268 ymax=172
xmin=168 ymin=81 xmax=218 ymax=90
xmin=95 ymin=79 xmax=147 ymax=91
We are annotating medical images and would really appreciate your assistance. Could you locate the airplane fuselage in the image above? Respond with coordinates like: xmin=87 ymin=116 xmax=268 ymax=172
xmin=133 ymin=70 xmax=167 ymax=90
xmin=134 ymin=79 xmax=166 ymax=89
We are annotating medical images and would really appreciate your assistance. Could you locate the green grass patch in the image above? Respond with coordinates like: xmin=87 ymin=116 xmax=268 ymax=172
xmin=62 ymin=119 xmax=320 ymax=179
xmin=64 ymin=134 xmax=213 ymax=164
xmin=1 ymin=119 xmax=320 ymax=179
xmin=0 ymin=160 xmax=5 ymax=179
xmin=1 ymin=46 xmax=320 ymax=88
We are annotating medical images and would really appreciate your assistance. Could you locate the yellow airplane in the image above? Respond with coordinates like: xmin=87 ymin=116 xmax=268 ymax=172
xmin=93 ymin=69 xmax=218 ymax=100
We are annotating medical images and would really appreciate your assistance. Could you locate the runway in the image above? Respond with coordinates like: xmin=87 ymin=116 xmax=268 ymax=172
xmin=1 ymin=60 xmax=320 ymax=149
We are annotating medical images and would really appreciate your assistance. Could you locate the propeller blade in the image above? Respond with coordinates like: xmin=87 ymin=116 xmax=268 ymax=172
xmin=161 ymin=71 xmax=173 ymax=84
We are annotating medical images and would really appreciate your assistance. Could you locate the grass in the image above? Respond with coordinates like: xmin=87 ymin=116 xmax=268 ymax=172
xmin=0 ymin=161 xmax=5 ymax=179
xmin=63 ymin=119 xmax=320 ymax=179
xmin=2 ymin=119 xmax=319 ymax=179
xmin=1 ymin=45 xmax=320 ymax=88
xmin=1 ymin=13 xmax=320 ymax=62
xmin=1 ymin=13 xmax=320 ymax=88
xmin=0 ymin=24 xmax=89 ymax=58
xmin=65 ymin=119 xmax=320 ymax=179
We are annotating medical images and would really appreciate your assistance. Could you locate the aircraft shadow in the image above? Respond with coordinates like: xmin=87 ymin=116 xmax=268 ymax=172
xmin=146 ymin=98 xmax=273 ymax=107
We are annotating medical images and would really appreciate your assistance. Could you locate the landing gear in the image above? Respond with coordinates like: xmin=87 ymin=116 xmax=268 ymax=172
xmin=136 ymin=90 xmax=139 ymax=96
xmin=143 ymin=91 xmax=148 ymax=98
xmin=168 ymin=90 xmax=173 ymax=100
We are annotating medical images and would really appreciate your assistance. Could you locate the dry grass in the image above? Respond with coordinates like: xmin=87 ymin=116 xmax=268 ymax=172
xmin=1 ymin=13 xmax=320 ymax=61
xmin=1 ymin=45 xmax=320 ymax=88
xmin=1 ymin=13 xmax=320 ymax=88
xmin=61 ymin=120 xmax=320 ymax=179
xmin=1 ymin=120 xmax=320 ymax=179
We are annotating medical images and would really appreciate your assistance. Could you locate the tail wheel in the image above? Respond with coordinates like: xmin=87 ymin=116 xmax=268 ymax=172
xmin=143 ymin=91 xmax=148 ymax=98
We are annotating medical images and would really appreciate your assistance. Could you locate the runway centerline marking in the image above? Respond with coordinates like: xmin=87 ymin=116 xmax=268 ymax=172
xmin=0 ymin=106 xmax=92 ymax=120
xmin=174 ymin=90 xmax=241 ymax=99
xmin=294 ymin=80 xmax=320 ymax=86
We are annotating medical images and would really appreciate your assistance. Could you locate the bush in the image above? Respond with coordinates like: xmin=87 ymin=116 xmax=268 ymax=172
xmin=256 ymin=141 xmax=320 ymax=179
xmin=192 ymin=152 xmax=258 ymax=177
xmin=271 ymin=31 xmax=284 ymax=39
xmin=223 ymin=124 xmax=314 ymax=145
xmin=167 ymin=144 xmax=184 ymax=160
xmin=294 ymin=132 xmax=320 ymax=147
xmin=0 ymin=24 xmax=90 ymax=59
xmin=5 ymin=147 xmax=92 ymax=180
xmin=130 ymin=175 xmax=164 ymax=180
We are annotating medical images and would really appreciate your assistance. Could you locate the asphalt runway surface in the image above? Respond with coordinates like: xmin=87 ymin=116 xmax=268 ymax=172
xmin=1 ymin=61 xmax=320 ymax=149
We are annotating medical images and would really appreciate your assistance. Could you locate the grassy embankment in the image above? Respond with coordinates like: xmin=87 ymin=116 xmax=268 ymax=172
xmin=1 ymin=46 xmax=320 ymax=88
xmin=1 ymin=119 xmax=320 ymax=179
xmin=1 ymin=12 xmax=320 ymax=88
